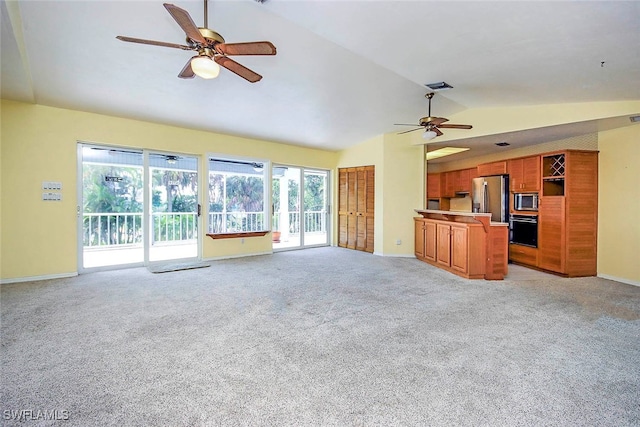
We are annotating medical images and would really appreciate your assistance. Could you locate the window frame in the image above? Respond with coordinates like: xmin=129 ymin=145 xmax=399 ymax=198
xmin=206 ymin=154 xmax=272 ymax=239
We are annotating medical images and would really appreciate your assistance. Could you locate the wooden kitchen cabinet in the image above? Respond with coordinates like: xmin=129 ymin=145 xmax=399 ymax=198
xmin=338 ymin=166 xmax=375 ymax=253
xmin=431 ymin=168 xmax=476 ymax=198
xmin=414 ymin=218 xmax=437 ymax=262
xmin=538 ymin=196 xmax=565 ymax=273
xmin=414 ymin=215 xmax=491 ymax=279
xmin=509 ymin=243 xmax=539 ymax=267
xmin=426 ymin=173 xmax=442 ymax=198
xmin=450 ymin=225 xmax=469 ymax=273
xmin=477 ymin=161 xmax=507 ymax=177
xmin=414 ymin=219 xmax=425 ymax=259
xmin=436 ymin=223 xmax=452 ymax=266
xmin=424 ymin=221 xmax=437 ymax=261
xmin=456 ymin=169 xmax=471 ymax=193
xmin=537 ymin=150 xmax=598 ymax=276
xmin=508 ymin=155 xmax=541 ymax=192
xmin=443 ymin=171 xmax=456 ymax=197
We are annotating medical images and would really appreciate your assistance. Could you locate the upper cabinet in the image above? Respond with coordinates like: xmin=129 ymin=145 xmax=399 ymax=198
xmin=477 ymin=161 xmax=507 ymax=177
xmin=434 ymin=168 xmax=477 ymax=198
xmin=426 ymin=173 xmax=442 ymax=199
xmin=508 ymin=155 xmax=541 ymax=192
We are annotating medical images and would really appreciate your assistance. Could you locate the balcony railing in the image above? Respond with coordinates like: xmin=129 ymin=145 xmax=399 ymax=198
xmin=83 ymin=209 xmax=327 ymax=247
xmin=83 ymin=212 xmax=197 ymax=247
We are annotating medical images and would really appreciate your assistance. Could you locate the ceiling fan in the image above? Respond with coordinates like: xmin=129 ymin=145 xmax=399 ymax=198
xmin=116 ymin=1 xmax=276 ymax=83
xmin=395 ymin=93 xmax=472 ymax=141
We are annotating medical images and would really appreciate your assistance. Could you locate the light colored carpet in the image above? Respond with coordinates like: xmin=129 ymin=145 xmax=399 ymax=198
xmin=1 ymin=247 xmax=639 ymax=426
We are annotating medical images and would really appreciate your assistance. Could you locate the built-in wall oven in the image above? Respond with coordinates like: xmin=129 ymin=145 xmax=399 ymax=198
xmin=509 ymin=214 xmax=538 ymax=248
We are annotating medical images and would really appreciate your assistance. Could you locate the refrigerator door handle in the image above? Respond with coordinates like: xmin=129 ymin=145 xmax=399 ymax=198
xmin=483 ymin=182 xmax=489 ymax=214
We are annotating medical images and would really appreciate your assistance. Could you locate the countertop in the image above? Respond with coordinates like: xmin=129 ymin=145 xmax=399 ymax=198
xmin=414 ymin=209 xmax=508 ymax=226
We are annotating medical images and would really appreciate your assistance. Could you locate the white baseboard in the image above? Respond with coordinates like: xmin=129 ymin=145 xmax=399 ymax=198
xmin=597 ymin=273 xmax=640 ymax=288
xmin=1 ymin=272 xmax=78 ymax=285
xmin=203 ymin=251 xmax=273 ymax=262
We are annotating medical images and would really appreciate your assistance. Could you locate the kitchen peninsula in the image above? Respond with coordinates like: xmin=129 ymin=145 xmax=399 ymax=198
xmin=414 ymin=209 xmax=508 ymax=280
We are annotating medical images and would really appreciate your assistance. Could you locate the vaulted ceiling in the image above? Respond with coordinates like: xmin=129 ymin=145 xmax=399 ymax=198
xmin=2 ymin=1 xmax=639 ymax=158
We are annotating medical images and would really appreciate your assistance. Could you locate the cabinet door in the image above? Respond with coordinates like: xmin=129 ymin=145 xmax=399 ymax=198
xmin=447 ymin=171 xmax=457 ymax=197
xmin=507 ymin=158 xmax=523 ymax=191
xmin=478 ymin=161 xmax=507 ymax=177
xmin=414 ymin=220 xmax=425 ymax=258
xmin=426 ymin=173 xmax=441 ymax=199
xmin=450 ymin=225 xmax=469 ymax=273
xmin=522 ymin=156 xmax=541 ymax=191
xmin=539 ymin=197 xmax=565 ymax=273
xmin=424 ymin=221 xmax=437 ymax=262
xmin=457 ymin=169 xmax=471 ymax=193
xmin=436 ymin=223 xmax=451 ymax=266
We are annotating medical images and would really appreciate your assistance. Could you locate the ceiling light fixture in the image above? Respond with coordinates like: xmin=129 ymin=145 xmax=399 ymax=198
xmin=426 ymin=147 xmax=470 ymax=161
xmin=191 ymin=54 xmax=220 ymax=79
xmin=422 ymin=130 xmax=438 ymax=141
xmin=166 ymin=155 xmax=179 ymax=164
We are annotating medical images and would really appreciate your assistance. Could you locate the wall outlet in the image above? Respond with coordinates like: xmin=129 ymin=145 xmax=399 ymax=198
xmin=396 ymin=239 xmax=402 ymax=245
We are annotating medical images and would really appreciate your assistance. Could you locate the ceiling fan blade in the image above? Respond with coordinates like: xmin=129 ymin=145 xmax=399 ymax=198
xmin=116 ymin=36 xmax=193 ymax=50
xmin=178 ymin=58 xmax=196 ymax=79
xmin=398 ymin=127 xmax=424 ymax=135
xmin=215 ymin=56 xmax=262 ymax=83
xmin=215 ymin=41 xmax=277 ymax=56
xmin=433 ymin=128 xmax=444 ymax=136
xmin=422 ymin=117 xmax=448 ymax=126
xmin=438 ymin=124 xmax=473 ymax=129
xmin=163 ymin=3 xmax=207 ymax=44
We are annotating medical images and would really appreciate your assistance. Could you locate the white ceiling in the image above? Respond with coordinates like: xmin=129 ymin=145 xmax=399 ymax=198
xmin=2 ymin=0 xmax=639 ymax=156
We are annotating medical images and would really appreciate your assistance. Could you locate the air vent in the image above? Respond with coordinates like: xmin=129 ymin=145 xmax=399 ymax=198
xmin=495 ymin=142 xmax=510 ymax=147
xmin=425 ymin=81 xmax=453 ymax=91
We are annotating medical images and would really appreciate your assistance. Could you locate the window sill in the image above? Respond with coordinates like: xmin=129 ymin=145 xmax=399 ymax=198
xmin=206 ymin=231 xmax=270 ymax=240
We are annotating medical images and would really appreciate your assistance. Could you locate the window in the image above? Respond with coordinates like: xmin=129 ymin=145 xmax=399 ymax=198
xmin=207 ymin=157 xmax=270 ymax=234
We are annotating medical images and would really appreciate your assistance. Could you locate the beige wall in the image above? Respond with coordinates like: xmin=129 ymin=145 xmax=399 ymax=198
xmin=2 ymin=99 xmax=639 ymax=284
xmin=0 ymin=100 xmax=337 ymax=280
xmin=336 ymin=133 xmax=423 ymax=256
xmin=336 ymin=135 xmax=385 ymax=254
xmin=597 ymin=125 xmax=640 ymax=284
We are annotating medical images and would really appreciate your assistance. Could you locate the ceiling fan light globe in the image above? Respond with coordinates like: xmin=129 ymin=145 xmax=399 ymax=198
xmin=422 ymin=130 xmax=438 ymax=141
xmin=191 ymin=56 xmax=220 ymax=79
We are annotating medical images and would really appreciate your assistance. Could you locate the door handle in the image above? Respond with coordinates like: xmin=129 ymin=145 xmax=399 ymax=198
xmin=197 ymin=204 xmax=202 ymax=217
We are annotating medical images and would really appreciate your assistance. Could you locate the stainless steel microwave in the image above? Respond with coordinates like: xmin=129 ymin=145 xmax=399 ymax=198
xmin=514 ymin=193 xmax=539 ymax=211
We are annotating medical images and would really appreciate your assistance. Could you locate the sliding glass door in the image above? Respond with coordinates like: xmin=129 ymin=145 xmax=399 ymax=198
xmin=79 ymin=145 xmax=200 ymax=270
xmin=148 ymin=153 xmax=199 ymax=262
xmin=272 ymin=166 xmax=329 ymax=250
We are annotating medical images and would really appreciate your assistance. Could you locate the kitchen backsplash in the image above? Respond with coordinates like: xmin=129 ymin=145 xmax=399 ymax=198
xmin=449 ymin=195 xmax=472 ymax=212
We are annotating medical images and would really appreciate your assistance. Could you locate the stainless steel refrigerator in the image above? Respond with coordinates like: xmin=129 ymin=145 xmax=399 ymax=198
xmin=471 ymin=175 xmax=509 ymax=223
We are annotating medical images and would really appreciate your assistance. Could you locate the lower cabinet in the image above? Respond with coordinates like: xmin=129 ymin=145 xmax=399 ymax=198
xmin=415 ymin=218 xmax=487 ymax=279
xmin=509 ymin=244 xmax=539 ymax=267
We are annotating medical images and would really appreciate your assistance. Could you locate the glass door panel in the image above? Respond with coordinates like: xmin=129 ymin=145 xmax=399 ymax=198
xmin=272 ymin=166 xmax=330 ymax=250
xmin=272 ymin=166 xmax=301 ymax=249
xmin=81 ymin=146 xmax=144 ymax=269
xmin=149 ymin=153 xmax=199 ymax=262
xmin=303 ymin=170 xmax=328 ymax=246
